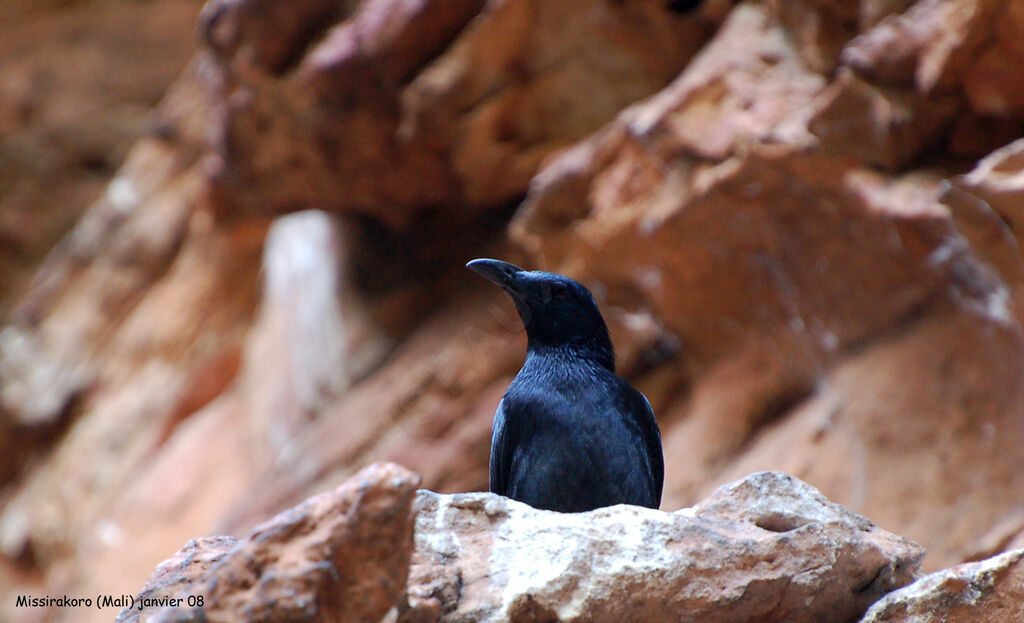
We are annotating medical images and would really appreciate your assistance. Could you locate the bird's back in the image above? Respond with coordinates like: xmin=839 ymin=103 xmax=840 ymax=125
xmin=490 ymin=351 xmax=663 ymax=512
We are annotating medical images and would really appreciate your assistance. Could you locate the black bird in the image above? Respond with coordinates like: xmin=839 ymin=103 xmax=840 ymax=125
xmin=467 ymin=258 xmax=664 ymax=512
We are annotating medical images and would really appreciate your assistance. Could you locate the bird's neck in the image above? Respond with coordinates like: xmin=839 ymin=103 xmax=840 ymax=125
xmin=525 ymin=337 xmax=616 ymax=373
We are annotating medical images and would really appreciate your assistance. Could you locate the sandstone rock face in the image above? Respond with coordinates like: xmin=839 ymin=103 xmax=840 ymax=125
xmin=114 ymin=536 xmax=239 ymax=623
xmin=405 ymin=471 xmax=923 ymax=623
xmin=859 ymin=548 xmax=1024 ymax=622
xmin=120 ymin=467 xmax=922 ymax=623
xmin=3 ymin=0 xmax=1024 ymax=620
xmin=196 ymin=0 xmax=711 ymax=222
xmin=511 ymin=0 xmax=1024 ymax=574
xmin=116 ymin=462 xmax=420 ymax=623
xmin=0 ymin=0 xmax=206 ymax=316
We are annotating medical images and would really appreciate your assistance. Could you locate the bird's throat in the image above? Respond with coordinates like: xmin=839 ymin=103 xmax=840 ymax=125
xmin=525 ymin=337 xmax=615 ymax=373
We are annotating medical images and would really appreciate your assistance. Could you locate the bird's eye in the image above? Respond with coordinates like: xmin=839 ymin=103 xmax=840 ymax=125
xmin=552 ymin=285 xmax=569 ymax=301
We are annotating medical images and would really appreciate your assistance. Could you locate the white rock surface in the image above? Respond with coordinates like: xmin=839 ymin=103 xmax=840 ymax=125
xmin=404 ymin=471 xmax=925 ymax=623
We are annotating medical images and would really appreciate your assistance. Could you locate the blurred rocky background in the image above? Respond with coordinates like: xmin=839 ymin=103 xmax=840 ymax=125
xmin=2 ymin=0 xmax=1024 ymax=621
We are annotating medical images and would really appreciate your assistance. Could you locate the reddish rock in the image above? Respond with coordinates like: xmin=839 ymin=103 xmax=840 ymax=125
xmin=2 ymin=5 xmax=716 ymax=616
xmin=4 ymin=0 xmax=1024 ymax=619
xmin=962 ymin=0 xmax=1024 ymax=116
xmin=839 ymin=0 xmax=1000 ymax=91
xmin=114 ymin=536 xmax=238 ymax=623
xmin=952 ymin=138 xmax=1024 ymax=251
xmin=859 ymin=548 xmax=1024 ymax=622
xmin=117 ymin=462 xmax=420 ymax=623
xmin=0 ymin=0 xmax=206 ymax=317
xmin=808 ymin=68 xmax=958 ymax=169
xmin=838 ymin=0 xmax=1024 ymax=156
xmin=215 ymin=293 xmax=523 ymax=534
xmin=772 ymin=0 xmax=859 ymax=74
xmin=501 ymin=1 xmax=1024 ymax=576
xmin=201 ymin=0 xmax=714 ymax=222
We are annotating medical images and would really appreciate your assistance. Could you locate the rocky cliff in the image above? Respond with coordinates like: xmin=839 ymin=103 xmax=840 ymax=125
xmin=118 ymin=464 xmax=930 ymax=623
xmin=113 ymin=464 xmax=1023 ymax=623
xmin=2 ymin=0 xmax=1024 ymax=622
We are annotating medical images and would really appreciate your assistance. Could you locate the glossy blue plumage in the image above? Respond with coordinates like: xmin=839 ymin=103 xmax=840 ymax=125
xmin=468 ymin=258 xmax=664 ymax=512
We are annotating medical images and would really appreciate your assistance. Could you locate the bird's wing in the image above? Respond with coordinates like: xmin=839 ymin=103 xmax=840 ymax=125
xmin=564 ymin=384 xmax=662 ymax=509
xmin=631 ymin=389 xmax=664 ymax=507
xmin=492 ymin=368 xmax=664 ymax=511
xmin=489 ymin=397 xmax=512 ymax=496
xmin=493 ymin=388 xmax=600 ymax=509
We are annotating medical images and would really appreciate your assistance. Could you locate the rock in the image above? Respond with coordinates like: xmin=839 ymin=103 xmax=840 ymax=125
xmin=404 ymin=471 xmax=924 ymax=623
xmin=952 ymin=137 xmax=1024 ymax=249
xmin=240 ymin=210 xmax=392 ymax=463
xmin=117 ymin=462 xmax=420 ymax=623
xmin=808 ymin=68 xmax=958 ymax=170
xmin=507 ymin=0 xmax=1024 ymax=575
xmin=513 ymin=3 xmax=830 ymax=264
xmin=839 ymin=0 xmax=1000 ymax=92
xmin=859 ymin=548 xmax=1024 ymax=622
xmin=838 ymin=0 xmax=1024 ymax=156
xmin=771 ymin=0 xmax=859 ymax=74
xmin=213 ymin=294 xmax=523 ymax=535
xmin=201 ymin=0 xmax=714 ymax=222
xmin=0 ymin=158 xmax=267 ymax=566
xmin=0 ymin=0 xmax=208 ymax=499
xmin=0 ymin=0 xmax=206 ymax=317
xmin=962 ymin=0 xmax=1024 ymax=116
xmin=123 ymin=469 xmax=924 ymax=623
xmin=6 ymin=0 xmax=1024 ymax=619
xmin=0 ymin=2 xmax=717 ymax=601
xmin=114 ymin=536 xmax=239 ymax=623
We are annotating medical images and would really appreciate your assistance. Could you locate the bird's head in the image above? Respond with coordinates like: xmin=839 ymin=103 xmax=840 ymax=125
xmin=467 ymin=258 xmax=614 ymax=370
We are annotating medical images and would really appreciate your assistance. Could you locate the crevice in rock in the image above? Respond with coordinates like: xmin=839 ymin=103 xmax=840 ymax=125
xmin=855 ymin=564 xmax=888 ymax=595
xmin=754 ymin=512 xmax=809 ymax=533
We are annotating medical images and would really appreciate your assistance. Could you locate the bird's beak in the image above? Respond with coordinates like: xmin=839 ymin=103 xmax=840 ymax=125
xmin=466 ymin=258 xmax=527 ymax=298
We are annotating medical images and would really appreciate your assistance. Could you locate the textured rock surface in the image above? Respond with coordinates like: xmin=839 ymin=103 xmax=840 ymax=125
xmin=116 ymin=462 xmax=420 ymax=623
xmin=404 ymin=471 xmax=924 ymax=623
xmin=119 ymin=468 xmax=922 ymax=623
xmin=197 ymin=0 xmax=712 ymax=221
xmin=3 ymin=0 xmax=1024 ymax=620
xmin=114 ymin=536 xmax=239 ymax=623
xmin=859 ymin=548 xmax=1024 ymax=622
xmin=0 ymin=0 xmax=206 ymax=316
xmin=511 ymin=1 xmax=1024 ymax=574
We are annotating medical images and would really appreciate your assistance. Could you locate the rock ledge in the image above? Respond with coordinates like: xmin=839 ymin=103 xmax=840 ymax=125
xmin=123 ymin=465 xmax=924 ymax=623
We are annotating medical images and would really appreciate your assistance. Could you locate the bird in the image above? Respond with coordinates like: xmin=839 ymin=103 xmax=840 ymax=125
xmin=466 ymin=258 xmax=664 ymax=512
